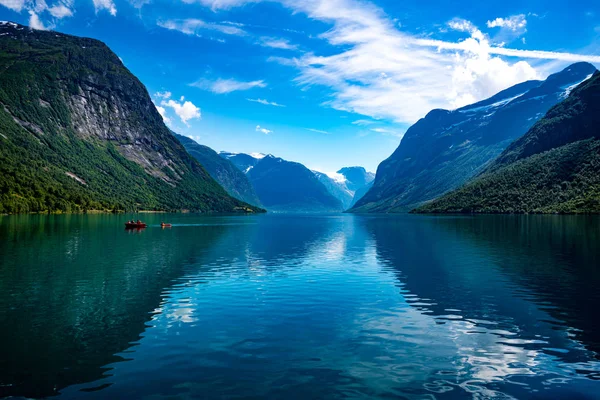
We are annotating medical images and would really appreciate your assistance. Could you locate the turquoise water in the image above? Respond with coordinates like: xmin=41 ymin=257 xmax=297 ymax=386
xmin=1 ymin=214 xmax=599 ymax=399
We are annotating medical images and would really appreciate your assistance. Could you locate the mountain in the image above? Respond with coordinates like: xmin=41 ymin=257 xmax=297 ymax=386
xmin=337 ymin=167 xmax=375 ymax=193
xmin=0 ymin=22 xmax=260 ymax=214
xmin=220 ymin=152 xmax=344 ymax=212
xmin=313 ymin=167 xmax=376 ymax=210
xmin=350 ymin=62 xmax=598 ymax=213
xmin=350 ymin=180 xmax=374 ymax=209
xmin=313 ymin=171 xmax=354 ymax=210
xmin=220 ymin=152 xmax=264 ymax=173
xmin=173 ymin=134 xmax=262 ymax=207
xmin=415 ymin=71 xmax=600 ymax=214
xmin=247 ymin=155 xmax=343 ymax=212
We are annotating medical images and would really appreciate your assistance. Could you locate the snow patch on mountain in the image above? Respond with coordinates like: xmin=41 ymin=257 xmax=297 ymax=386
xmin=560 ymin=74 xmax=594 ymax=99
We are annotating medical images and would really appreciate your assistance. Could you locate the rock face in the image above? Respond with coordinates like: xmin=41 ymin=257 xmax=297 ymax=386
xmin=220 ymin=152 xmax=344 ymax=212
xmin=415 ymin=71 xmax=600 ymax=214
xmin=174 ymin=134 xmax=262 ymax=207
xmin=350 ymin=62 xmax=598 ymax=213
xmin=0 ymin=22 xmax=259 ymax=213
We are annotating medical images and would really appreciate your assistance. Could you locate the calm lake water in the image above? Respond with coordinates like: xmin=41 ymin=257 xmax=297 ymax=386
xmin=1 ymin=214 xmax=599 ymax=399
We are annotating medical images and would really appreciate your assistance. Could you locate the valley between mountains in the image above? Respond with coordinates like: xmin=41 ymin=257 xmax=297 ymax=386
xmin=1 ymin=21 xmax=598 ymax=214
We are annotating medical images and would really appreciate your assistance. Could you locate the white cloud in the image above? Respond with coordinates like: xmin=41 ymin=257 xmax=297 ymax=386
xmin=28 ymin=10 xmax=49 ymax=30
xmin=93 ymin=0 xmax=116 ymax=15
xmin=258 ymin=36 xmax=298 ymax=50
xmin=191 ymin=0 xmax=600 ymax=123
xmin=48 ymin=4 xmax=72 ymax=17
xmin=306 ymin=128 xmax=329 ymax=134
xmin=0 ymin=0 xmax=25 ymax=12
xmin=157 ymin=18 xmax=246 ymax=36
xmin=161 ymin=99 xmax=201 ymax=126
xmin=185 ymin=0 xmax=258 ymax=10
xmin=155 ymin=91 xmax=172 ymax=99
xmin=2 ymin=0 xmax=73 ymax=27
xmin=487 ymin=15 xmax=527 ymax=31
xmin=370 ymin=127 xmax=404 ymax=138
xmin=154 ymin=104 xmax=171 ymax=125
xmin=255 ymin=125 xmax=272 ymax=134
xmin=191 ymin=78 xmax=266 ymax=94
xmin=247 ymin=98 xmax=285 ymax=107
xmin=352 ymin=119 xmax=377 ymax=126
xmin=129 ymin=0 xmax=151 ymax=8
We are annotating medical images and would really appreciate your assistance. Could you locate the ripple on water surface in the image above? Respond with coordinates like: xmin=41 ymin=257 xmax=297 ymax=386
xmin=0 ymin=214 xmax=599 ymax=399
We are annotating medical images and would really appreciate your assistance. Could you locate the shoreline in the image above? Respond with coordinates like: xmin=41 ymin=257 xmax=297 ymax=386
xmin=1 ymin=208 xmax=263 ymax=216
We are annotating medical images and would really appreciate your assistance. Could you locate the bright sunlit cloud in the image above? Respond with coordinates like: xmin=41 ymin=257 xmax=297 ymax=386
xmin=194 ymin=0 xmax=599 ymax=123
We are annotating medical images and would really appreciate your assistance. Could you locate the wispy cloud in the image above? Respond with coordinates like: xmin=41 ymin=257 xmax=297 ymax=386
xmin=258 ymin=36 xmax=298 ymax=50
xmin=48 ymin=4 xmax=73 ymax=18
xmin=93 ymin=0 xmax=116 ymax=15
xmin=352 ymin=119 xmax=377 ymax=126
xmin=155 ymin=91 xmax=172 ymax=99
xmin=198 ymin=0 xmax=600 ymax=124
xmin=1 ymin=0 xmax=75 ymax=29
xmin=370 ymin=127 xmax=405 ymax=138
xmin=0 ymin=0 xmax=25 ymax=12
xmin=28 ymin=10 xmax=50 ymax=30
xmin=256 ymin=125 xmax=272 ymax=134
xmin=157 ymin=18 xmax=246 ymax=36
xmin=192 ymin=78 xmax=266 ymax=94
xmin=247 ymin=98 xmax=286 ymax=107
xmin=487 ymin=15 xmax=527 ymax=31
xmin=306 ymin=128 xmax=329 ymax=134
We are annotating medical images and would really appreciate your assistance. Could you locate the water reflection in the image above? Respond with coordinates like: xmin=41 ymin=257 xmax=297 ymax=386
xmin=0 ymin=214 xmax=599 ymax=399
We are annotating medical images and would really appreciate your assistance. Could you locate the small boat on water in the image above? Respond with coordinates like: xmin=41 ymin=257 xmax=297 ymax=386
xmin=125 ymin=221 xmax=147 ymax=229
xmin=161 ymin=222 xmax=172 ymax=228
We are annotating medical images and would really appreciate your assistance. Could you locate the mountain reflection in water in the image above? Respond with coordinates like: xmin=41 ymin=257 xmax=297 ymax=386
xmin=0 ymin=214 xmax=598 ymax=399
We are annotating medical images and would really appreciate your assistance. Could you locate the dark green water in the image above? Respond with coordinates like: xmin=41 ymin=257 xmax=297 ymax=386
xmin=1 ymin=214 xmax=599 ymax=399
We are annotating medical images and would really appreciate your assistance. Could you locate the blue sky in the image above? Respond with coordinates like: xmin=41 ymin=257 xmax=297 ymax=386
xmin=1 ymin=0 xmax=600 ymax=173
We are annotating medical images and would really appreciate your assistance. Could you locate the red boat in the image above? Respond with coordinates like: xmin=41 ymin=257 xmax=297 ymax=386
xmin=125 ymin=222 xmax=147 ymax=229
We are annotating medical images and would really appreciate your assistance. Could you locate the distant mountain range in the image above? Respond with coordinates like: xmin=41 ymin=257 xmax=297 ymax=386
xmin=314 ymin=167 xmax=375 ymax=210
xmin=415 ymin=71 xmax=600 ymax=214
xmin=0 ymin=22 xmax=261 ymax=214
xmin=350 ymin=62 xmax=598 ymax=213
xmin=173 ymin=134 xmax=262 ymax=207
xmin=221 ymin=153 xmax=343 ymax=212
xmin=220 ymin=152 xmax=373 ymax=212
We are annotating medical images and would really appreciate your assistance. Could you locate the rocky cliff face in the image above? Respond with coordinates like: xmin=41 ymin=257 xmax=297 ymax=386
xmin=350 ymin=62 xmax=597 ymax=213
xmin=0 ymin=22 xmax=259 ymax=213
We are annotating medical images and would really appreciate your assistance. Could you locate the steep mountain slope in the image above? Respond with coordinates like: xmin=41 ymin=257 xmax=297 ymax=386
xmin=350 ymin=181 xmax=374 ymax=208
xmin=313 ymin=167 xmax=375 ymax=210
xmin=219 ymin=152 xmax=345 ymax=212
xmin=0 ymin=22 xmax=259 ymax=213
xmin=246 ymin=155 xmax=343 ymax=212
xmin=220 ymin=152 xmax=263 ymax=173
xmin=338 ymin=167 xmax=375 ymax=193
xmin=174 ymin=133 xmax=261 ymax=207
xmin=313 ymin=171 xmax=354 ymax=210
xmin=350 ymin=62 xmax=597 ymax=213
xmin=415 ymin=71 xmax=600 ymax=214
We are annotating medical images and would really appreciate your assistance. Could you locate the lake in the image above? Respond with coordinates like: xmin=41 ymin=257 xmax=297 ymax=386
xmin=1 ymin=214 xmax=599 ymax=399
